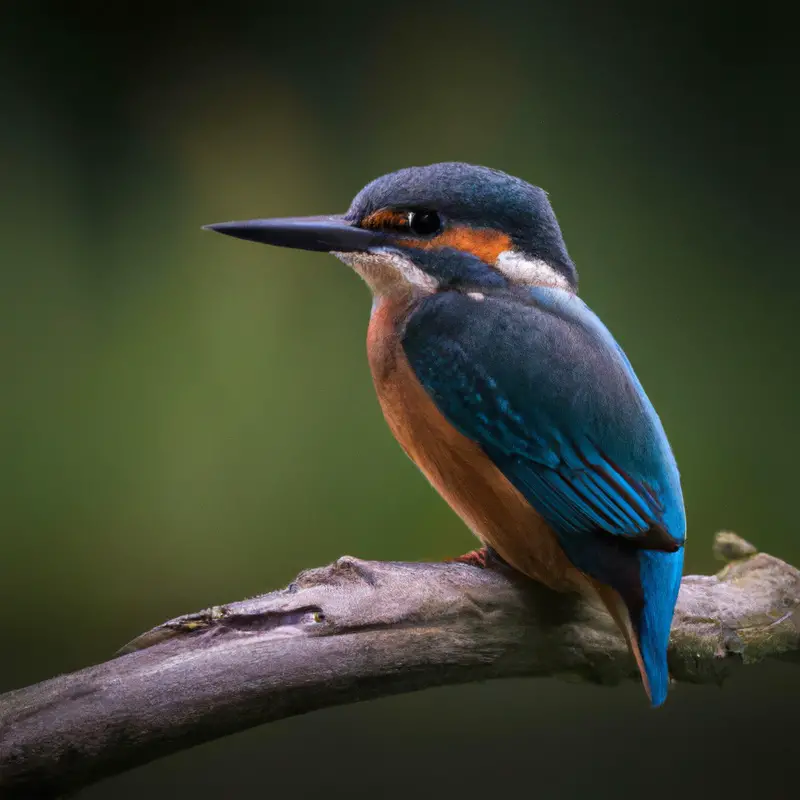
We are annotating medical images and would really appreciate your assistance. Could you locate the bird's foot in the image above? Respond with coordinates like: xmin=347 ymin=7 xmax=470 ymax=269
xmin=450 ymin=548 xmax=490 ymax=568
xmin=448 ymin=546 xmax=506 ymax=569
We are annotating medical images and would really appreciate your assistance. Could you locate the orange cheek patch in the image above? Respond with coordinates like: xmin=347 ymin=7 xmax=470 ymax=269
xmin=361 ymin=209 xmax=410 ymax=230
xmin=402 ymin=226 xmax=512 ymax=264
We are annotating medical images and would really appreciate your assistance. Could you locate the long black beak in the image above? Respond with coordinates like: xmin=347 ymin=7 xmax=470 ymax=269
xmin=203 ymin=215 xmax=383 ymax=253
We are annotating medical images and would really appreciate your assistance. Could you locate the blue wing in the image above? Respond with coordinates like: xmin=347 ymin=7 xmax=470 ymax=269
xmin=402 ymin=287 xmax=686 ymax=706
xmin=402 ymin=287 xmax=686 ymax=553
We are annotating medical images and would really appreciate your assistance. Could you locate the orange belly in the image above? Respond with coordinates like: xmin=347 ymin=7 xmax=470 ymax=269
xmin=367 ymin=297 xmax=584 ymax=593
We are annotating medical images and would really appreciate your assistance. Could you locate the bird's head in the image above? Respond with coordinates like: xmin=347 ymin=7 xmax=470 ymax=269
xmin=206 ymin=162 xmax=577 ymax=296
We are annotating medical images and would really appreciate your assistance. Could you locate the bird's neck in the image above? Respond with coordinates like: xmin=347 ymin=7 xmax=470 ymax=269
xmin=366 ymin=294 xmax=416 ymax=385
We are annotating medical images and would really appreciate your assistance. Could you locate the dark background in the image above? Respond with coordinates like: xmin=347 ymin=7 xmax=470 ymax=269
xmin=2 ymin=1 xmax=798 ymax=797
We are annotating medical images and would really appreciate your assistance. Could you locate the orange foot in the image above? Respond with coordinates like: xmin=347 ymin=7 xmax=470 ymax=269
xmin=448 ymin=547 xmax=498 ymax=568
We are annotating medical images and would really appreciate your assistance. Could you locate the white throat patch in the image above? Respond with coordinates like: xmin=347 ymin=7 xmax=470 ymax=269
xmin=495 ymin=250 xmax=571 ymax=290
xmin=333 ymin=249 xmax=438 ymax=296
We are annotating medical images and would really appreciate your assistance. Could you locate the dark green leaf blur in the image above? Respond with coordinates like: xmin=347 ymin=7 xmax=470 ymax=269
xmin=1 ymin=2 xmax=797 ymax=798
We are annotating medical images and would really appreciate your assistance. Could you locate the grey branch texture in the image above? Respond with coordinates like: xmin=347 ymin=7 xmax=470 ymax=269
xmin=1 ymin=532 xmax=798 ymax=799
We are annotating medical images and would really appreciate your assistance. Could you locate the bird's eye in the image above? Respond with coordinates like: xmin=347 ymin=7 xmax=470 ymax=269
xmin=408 ymin=210 xmax=442 ymax=236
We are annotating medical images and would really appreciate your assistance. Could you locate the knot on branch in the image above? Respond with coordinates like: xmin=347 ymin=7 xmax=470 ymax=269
xmin=712 ymin=531 xmax=759 ymax=563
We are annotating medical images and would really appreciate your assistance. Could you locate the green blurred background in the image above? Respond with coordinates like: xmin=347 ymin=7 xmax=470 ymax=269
xmin=2 ymin=1 xmax=797 ymax=797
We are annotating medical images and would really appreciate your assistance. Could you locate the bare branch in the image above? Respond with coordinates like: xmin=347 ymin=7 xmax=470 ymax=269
xmin=0 ymin=533 xmax=798 ymax=799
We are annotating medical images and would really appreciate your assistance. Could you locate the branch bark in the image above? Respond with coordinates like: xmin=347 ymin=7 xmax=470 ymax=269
xmin=1 ymin=533 xmax=798 ymax=799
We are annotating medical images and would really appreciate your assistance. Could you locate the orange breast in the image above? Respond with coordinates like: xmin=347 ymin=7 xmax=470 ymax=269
xmin=367 ymin=297 xmax=584 ymax=593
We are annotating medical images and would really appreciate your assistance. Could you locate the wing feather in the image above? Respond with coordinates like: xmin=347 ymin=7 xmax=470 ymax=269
xmin=402 ymin=289 xmax=685 ymax=549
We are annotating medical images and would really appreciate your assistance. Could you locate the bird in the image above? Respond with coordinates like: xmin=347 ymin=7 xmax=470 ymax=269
xmin=205 ymin=162 xmax=687 ymax=707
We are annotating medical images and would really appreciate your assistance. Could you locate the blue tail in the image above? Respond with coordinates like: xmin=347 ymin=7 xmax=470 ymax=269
xmin=559 ymin=536 xmax=685 ymax=706
xmin=634 ymin=549 xmax=685 ymax=707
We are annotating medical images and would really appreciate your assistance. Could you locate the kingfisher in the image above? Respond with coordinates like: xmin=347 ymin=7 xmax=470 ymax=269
xmin=205 ymin=163 xmax=686 ymax=706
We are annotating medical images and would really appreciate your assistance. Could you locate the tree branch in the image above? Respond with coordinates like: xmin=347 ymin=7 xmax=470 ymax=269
xmin=1 ymin=533 xmax=798 ymax=799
